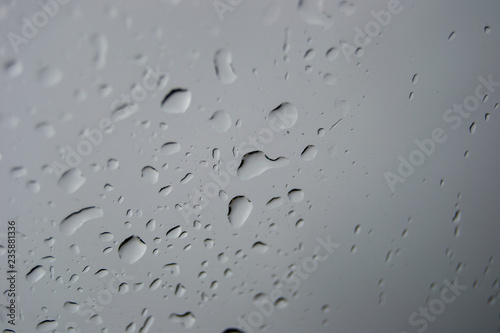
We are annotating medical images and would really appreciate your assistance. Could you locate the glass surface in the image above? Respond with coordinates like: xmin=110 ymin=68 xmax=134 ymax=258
xmin=1 ymin=1 xmax=499 ymax=332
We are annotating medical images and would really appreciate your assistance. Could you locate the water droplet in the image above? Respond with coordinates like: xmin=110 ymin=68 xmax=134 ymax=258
xmin=304 ymin=48 xmax=316 ymax=61
xmin=60 ymin=207 xmax=104 ymax=236
xmin=159 ymin=185 xmax=173 ymax=196
xmin=26 ymin=180 xmax=41 ymax=193
xmin=163 ymin=263 xmax=180 ymax=276
xmin=107 ymin=158 xmax=119 ymax=170
xmin=161 ymin=142 xmax=181 ymax=155
xmin=209 ymin=110 xmax=232 ymax=132
xmin=166 ymin=225 xmax=182 ymax=239
xmin=266 ymin=197 xmax=283 ymax=209
xmin=228 ymin=196 xmax=253 ymax=228
xmin=63 ymin=301 xmax=80 ymax=313
xmin=180 ymin=173 xmax=193 ymax=184
xmin=252 ymin=241 xmax=269 ymax=254
xmin=204 ymin=238 xmax=215 ymax=248
xmin=141 ymin=166 xmax=159 ymax=184
xmin=214 ymin=49 xmax=237 ymax=84
xmin=237 ymin=151 xmax=289 ymax=180
xmin=99 ymin=232 xmax=114 ymax=242
xmin=223 ymin=329 xmax=244 ymax=333
xmin=58 ymin=168 xmax=86 ymax=194
xmin=150 ymin=278 xmax=161 ymax=290
xmin=323 ymin=73 xmax=336 ymax=85
xmin=298 ymin=0 xmax=333 ymax=28
xmin=325 ymin=47 xmax=339 ymax=62
xmin=287 ymin=189 xmax=304 ymax=202
xmin=274 ymin=297 xmax=289 ymax=308
xmin=169 ymin=312 xmax=196 ymax=329
xmin=338 ymin=1 xmax=356 ymax=16
xmin=36 ymin=319 xmax=58 ymax=332
xmin=38 ymin=66 xmax=63 ymax=87
xmin=111 ymin=103 xmax=138 ymax=122
xmin=35 ymin=122 xmax=55 ymax=138
xmin=91 ymin=34 xmax=108 ymax=69
xmin=268 ymin=102 xmax=298 ymax=129
xmin=469 ymin=122 xmax=476 ymax=134
xmin=301 ymin=145 xmax=318 ymax=161
xmin=118 ymin=235 xmax=147 ymax=264
xmin=26 ymin=265 xmax=46 ymax=283
xmin=10 ymin=166 xmax=27 ymax=178
xmin=174 ymin=283 xmax=186 ymax=296
xmin=95 ymin=269 xmax=108 ymax=278
xmin=4 ymin=59 xmax=23 ymax=78
xmin=334 ymin=99 xmax=350 ymax=117
xmin=161 ymin=88 xmax=191 ymax=114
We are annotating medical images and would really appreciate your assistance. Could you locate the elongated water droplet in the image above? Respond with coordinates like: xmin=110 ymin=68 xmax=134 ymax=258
xmin=161 ymin=88 xmax=191 ymax=114
xmin=237 ymin=151 xmax=289 ymax=180
xmin=26 ymin=265 xmax=46 ymax=283
xmin=60 ymin=207 xmax=104 ymax=236
xmin=58 ymin=168 xmax=86 ymax=194
xmin=228 ymin=196 xmax=253 ymax=228
xmin=214 ymin=49 xmax=237 ymax=84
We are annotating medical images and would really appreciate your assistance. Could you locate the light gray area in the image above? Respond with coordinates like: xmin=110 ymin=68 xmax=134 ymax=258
xmin=1 ymin=0 xmax=499 ymax=332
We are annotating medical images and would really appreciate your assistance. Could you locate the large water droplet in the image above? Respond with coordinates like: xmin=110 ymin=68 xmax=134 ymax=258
xmin=118 ymin=235 xmax=147 ymax=264
xmin=228 ymin=196 xmax=253 ymax=228
xmin=141 ymin=166 xmax=159 ymax=184
xmin=166 ymin=225 xmax=182 ymax=239
xmin=26 ymin=265 xmax=46 ymax=283
xmin=237 ymin=151 xmax=289 ymax=180
xmin=268 ymin=102 xmax=298 ymax=129
xmin=60 ymin=207 xmax=104 ymax=236
xmin=161 ymin=88 xmax=191 ymax=114
xmin=209 ymin=110 xmax=231 ymax=132
xmin=161 ymin=142 xmax=181 ymax=155
xmin=214 ymin=49 xmax=237 ymax=84
xmin=63 ymin=301 xmax=80 ymax=313
xmin=288 ymin=189 xmax=304 ymax=202
xmin=58 ymin=168 xmax=86 ymax=194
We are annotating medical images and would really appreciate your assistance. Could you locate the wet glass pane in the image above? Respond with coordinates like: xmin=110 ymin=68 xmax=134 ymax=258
xmin=1 ymin=0 xmax=499 ymax=332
